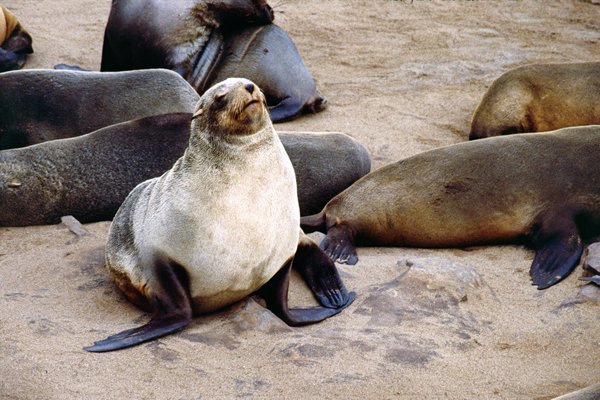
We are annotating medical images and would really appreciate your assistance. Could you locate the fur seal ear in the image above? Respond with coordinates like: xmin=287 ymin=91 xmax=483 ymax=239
xmin=7 ymin=178 xmax=21 ymax=188
xmin=191 ymin=108 xmax=204 ymax=120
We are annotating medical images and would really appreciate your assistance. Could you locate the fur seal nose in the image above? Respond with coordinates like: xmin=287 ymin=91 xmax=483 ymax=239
xmin=245 ymin=83 xmax=255 ymax=94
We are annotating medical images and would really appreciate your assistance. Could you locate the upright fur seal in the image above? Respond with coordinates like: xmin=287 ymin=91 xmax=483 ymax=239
xmin=0 ymin=69 xmax=199 ymax=149
xmin=84 ymin=78 xmax=354 ymax=352
xmin=0 ymin=113 xmax=370 ymax=226
xmin=470 ymin=62 xmax=600 ymax=140
xmin=0 ymin=6 xmax=33 ymax=72
xmin=100 ymin=0 xmax=325 ymax=121
xmin=302 ymin=125 xmax=600 ymax=289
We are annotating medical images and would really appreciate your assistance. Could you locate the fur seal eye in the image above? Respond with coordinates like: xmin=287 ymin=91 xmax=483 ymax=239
xmin=7 ymin=179 xmax=21 ymax=188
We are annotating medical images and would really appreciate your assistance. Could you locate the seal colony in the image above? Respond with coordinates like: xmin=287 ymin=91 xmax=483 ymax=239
xmin=0 ymin=69 xmax=199 ymax=149
xmin=302 ymin=125 xmax=600 ymax=289
xmin=0 ymin=6 xmax=33 ymax=72
xmin=84 ymin=78 xmax=354 ymax=352
xmin=100 ymin=0 xmax=326 ymax=121
xmin=470 ymin=62 xmax=600 ymax=140
xmin=0 ymin=112 xmax=370 ymax=226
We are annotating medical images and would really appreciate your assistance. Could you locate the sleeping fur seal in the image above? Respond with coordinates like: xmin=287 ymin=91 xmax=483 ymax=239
xmin=0 ymin=113 xmax=370 ymax=226
xmin=0 ymin=69 xmax=199 ymax=149
xmin=84 ymin=78 xmax=354 ymax=352
xmin=100 ymin=0 xmax=325 ymax=121
xmin=0 ymin=6 xmax=33 ymax=72
xmin=302 ymin=125 xmax=600 ymax=289
xmin=470 ymin=62 xmax=600 ymax=140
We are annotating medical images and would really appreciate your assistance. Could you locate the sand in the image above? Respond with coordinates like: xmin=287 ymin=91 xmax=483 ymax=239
xmin=1 ymin=0 xmax=599 ymax=399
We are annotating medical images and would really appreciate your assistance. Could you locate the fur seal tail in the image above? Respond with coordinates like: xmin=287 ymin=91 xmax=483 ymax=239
xmin=300 ymin=211 xmax=326 ymax=233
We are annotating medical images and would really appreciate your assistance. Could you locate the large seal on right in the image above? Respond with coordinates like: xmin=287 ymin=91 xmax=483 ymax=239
xmin=302 ymin=125 xmax=600 ymax=290
xmin=470 ymin=62 xmax=600 ymax=139
xmin=84 ymin=78 xmax=354 ymax=352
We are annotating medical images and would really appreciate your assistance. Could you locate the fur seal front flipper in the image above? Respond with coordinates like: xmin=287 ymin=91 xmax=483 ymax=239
xmin=84 ymin=257 xmax=193 ymax=353
xmin=260 ymin=256 xmax=355 ymax=327
xmin=291 ymin=233 xmax=356 ymax=309
xmin=529 ymin=211 xmax=584 ymax=289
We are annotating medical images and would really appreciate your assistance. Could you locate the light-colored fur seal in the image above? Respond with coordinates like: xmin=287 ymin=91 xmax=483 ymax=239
xmin=470 ymin=62 xmax=600 ymax=140
xmin=302 ymin=125 xmax=600 ymax=290
xmin=0 ymin=69 xmax=199 ymax=149
xmin=85 ymin=78 xmax=354 ymax=352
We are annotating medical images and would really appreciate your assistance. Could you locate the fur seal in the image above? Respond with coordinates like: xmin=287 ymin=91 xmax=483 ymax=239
xmin=0 ymin=113 xmax=370 ymax=226
xmin=100 ymin=0 xmax=325 ymax=121
xmin=0 ymin=68 xmax=199 ymax=149
xmin=84 ymin=78 xmax=354 ymax=352
xmin=470 ymin=62 xmax=600 ymax=140
xmin=301 ymin=125 xmax=600 ymax=289
xmin=0 ymin=6 xmax=33 ymax=72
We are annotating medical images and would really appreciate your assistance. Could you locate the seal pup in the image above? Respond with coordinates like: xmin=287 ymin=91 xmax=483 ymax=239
xmin=84 ymin=78 xmax=354 ymax=351
xmin=100 ymin=0 xmax=325 ymax=121
xmin=0 ymin=6 xmax=33 ymax=72
xmin=0 ymin=113 xmax=370 ymax=226
xmin=0 ymin=69 xmax=199 ymax=149
xmin=302 ymin=125 xmax=600 ymax=289
xmin=470 ymin=62 xmax=600 ymax=140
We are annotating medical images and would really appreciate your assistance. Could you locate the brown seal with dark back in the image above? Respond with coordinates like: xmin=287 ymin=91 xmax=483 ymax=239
xmin=302 ymin=125 xmax=600 ymax=290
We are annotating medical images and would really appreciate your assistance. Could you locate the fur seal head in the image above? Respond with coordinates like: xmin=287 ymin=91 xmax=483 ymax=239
xmin=191 ymin=77 xmax=270 ymax=138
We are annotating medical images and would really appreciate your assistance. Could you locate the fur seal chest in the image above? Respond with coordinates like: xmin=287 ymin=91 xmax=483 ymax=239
xmin=85 ymin=78 xmax=354 ymax=352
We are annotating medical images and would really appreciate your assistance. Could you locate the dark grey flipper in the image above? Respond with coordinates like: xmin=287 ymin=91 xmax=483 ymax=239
xmin=260 ymin=258 xmax=355 ymax=326
xmin=529 ymin=216 xmax=583 ymax=290
xmin=187 ymin=29 xmax=224 ymax=94
xmin=293 ymin=234 xmax=353 ymax=309
xmin=321 ymin=224 xmax=359 ymax=266
xmin=84 ymin=259 xmax=192 ymax=352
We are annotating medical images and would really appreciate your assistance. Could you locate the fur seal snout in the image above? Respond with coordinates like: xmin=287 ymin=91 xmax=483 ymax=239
xmin=85 ymin=78 xmax=354 ymax=352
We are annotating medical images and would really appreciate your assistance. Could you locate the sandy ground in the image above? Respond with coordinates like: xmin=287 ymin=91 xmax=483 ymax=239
xmin=1 ymin=0 xmax=600 ymax=399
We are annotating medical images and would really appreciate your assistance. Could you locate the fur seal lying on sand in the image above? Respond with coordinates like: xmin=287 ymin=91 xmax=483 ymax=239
xmin=0 ymin=6 xmax=33 ymax=72
xmin=470 ymin=62 xmax=600 ymax=140
xmin=0 ymin=113 xmax=370 ymax=226
xmin=84 ymin=78 xmax=354 ymax=352
xmin=100 ymin=0 xmax=325 ymax=121
xmin=302 ymin=125 xmax=600 ymax=289
xmin=0 ymin=69 xmax=199 ymax=149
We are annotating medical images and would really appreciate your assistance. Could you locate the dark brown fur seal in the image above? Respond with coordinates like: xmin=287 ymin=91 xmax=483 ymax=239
xmin=0 ymin=113 xmax=370 ymax=226
xmin=0 ymin=6 xmax=33 ymax=72
xmin=302 ymin=125 xmax=600 ymax=289
xmin=84 ymin=78 xmax=354 ymax=352
xmin=0 ymin=69 xmax=199 ymax=149
xmin=470 ymin=62 xmax=600 ymax=140
xmin=100 ymin=0 xmax=326 ymax=121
